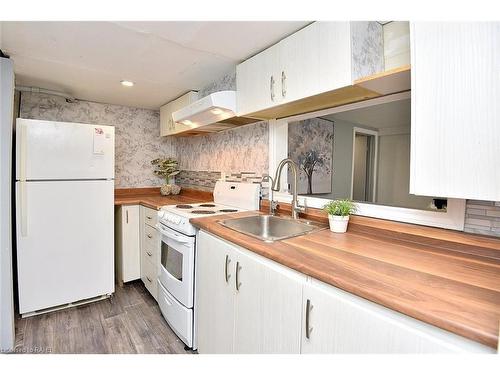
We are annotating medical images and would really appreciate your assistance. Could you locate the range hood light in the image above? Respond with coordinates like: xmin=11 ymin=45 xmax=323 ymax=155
xmin=210 ymin=108 xmax=224 ymax=115
xmin=182 ymin=120 xmax=193 ymax=126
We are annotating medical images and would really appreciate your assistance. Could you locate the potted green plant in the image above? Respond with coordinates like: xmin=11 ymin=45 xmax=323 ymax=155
xmin=151 ymin=157 xmax=181 ymax=195
xmin=323 ymin=199 xmax=357 ymax=233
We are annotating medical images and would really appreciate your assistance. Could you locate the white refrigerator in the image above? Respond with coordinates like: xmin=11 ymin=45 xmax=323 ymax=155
xmin=15 ymin=118 xmax=115 ymax=316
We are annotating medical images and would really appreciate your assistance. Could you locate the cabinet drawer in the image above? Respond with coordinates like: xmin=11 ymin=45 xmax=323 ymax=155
xmin=143 ymin=225 xmax=159 ymax=252
xmin=141 ymin=256 xmax=158 ymax=300
xmin=142 ymin=206 xmax=158 ymax=227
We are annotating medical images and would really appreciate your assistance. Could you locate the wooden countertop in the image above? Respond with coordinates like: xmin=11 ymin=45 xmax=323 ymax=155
xmin=114 ymin=187 xmax=213 ymax=210
xmin=190 ymin=209 xmax=500 ymax=349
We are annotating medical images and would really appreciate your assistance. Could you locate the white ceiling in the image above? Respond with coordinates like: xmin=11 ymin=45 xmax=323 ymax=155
xmin=0 ymin=21 xmax=308 ymax=109
xmin=323 ymin=99 xmax=411 ymax=130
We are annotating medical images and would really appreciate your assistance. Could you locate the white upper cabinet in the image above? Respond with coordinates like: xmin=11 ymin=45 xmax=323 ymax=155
xmin=160 ymin=91 xmax=198 ymax=136
xmin=410 ymin=22 xmax=500 ymax=201
xmin=236 ymin=21 xmax=383 ymax=118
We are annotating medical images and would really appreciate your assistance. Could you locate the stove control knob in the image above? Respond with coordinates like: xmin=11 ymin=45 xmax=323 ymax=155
xmin=175 ymin=218 xmax=181 ymax=224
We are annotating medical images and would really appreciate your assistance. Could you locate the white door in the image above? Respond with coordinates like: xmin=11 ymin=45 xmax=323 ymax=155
xmin=16 ymin=119 xmax=114 ymax=180
xmin=302 ymin=279 xmax=492 ymax=353
xmin=410 ymin=22 xmax=500 ymax=201
xmin=233 ymin=248 xmax=304 ymax=354
xmin=195 ymin=231 xmax=235 ymax=353
xmin=236 ymin=44 xmax=280 ymax=116
xmin=16 ymin=180 xmax=114 ymax=314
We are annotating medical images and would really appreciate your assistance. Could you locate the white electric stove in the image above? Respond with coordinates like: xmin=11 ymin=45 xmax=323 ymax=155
xmin=156 ymin=181 xmax=261 ymax=349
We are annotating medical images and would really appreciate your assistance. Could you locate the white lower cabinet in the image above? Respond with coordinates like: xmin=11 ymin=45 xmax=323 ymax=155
xmin=140 ymin=206 xmax=160 ymax=300
xmin=196 ymin=231 xmax=494 ymax=354
xmin=196 ymin=231 xmax=235 ymax=353
xmin=115 ymin=205 xmax=141 ymax=283
xmin=301 ymin=279 xmax=493 ymax=353
xmin=196 ymin=230 xmax=305 ymax=354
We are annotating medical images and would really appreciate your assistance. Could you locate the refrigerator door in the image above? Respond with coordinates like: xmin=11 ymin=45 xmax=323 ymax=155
xmin=16 ymin=180 xmax=114 ymax=314
xmin=16 ymin=118 xmax=114 ymax=181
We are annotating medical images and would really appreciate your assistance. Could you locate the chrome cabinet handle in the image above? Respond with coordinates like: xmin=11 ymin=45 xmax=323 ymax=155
xmin=146 ymin=276 xmax=152 ymax=283
xmin=305 ymin=299 xmax=313 ymax=339
xmin=224 ymin=255 xmax=231 ymax=283
xmin=146 ymin=251 xmax=152 ymax=257
xmin=235 ymin=261 xmax=242 ymax=291
xmin=281 ymin=70 xmax=287 ymax=98
xmin=270 ymin=75 xmax=275 ymax=101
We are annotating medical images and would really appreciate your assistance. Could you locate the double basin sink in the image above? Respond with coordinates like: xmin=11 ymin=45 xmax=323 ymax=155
xmin=218 ymin=214 xmax=323 ymax=242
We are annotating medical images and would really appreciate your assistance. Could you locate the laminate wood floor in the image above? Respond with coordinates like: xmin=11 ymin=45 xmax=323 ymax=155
xmin=14 ymin=281 xmax=194 ymax=354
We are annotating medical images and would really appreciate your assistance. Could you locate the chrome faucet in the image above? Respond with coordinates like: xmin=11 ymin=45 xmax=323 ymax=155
xmin=271 ymin=158 xmax=305 ymax=220
xmin=261 ymin=175 xmax=278 ymax=215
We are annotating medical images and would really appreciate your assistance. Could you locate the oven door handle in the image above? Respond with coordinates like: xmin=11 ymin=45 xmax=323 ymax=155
xmin=157 ymin=223 xmax=193 ymax=244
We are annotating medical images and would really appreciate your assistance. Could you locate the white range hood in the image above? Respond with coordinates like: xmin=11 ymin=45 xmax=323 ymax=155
xmin=171 ymin=90 xmax=257 ymax=136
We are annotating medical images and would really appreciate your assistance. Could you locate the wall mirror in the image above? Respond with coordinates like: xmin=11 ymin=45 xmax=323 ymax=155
xmin=270 ymin=92 xmax=465 ymax=230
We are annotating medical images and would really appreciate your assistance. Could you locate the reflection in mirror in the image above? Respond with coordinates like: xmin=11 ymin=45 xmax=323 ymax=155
xmin=287 ymin=98 xmax=447 ymax=212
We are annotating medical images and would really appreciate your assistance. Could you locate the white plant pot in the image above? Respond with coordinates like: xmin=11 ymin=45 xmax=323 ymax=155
xmin=328 ymin=215 xmax=350 ymax=233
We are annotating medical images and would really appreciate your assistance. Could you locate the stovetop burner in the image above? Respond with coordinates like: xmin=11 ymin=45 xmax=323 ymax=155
xmin=191 ymin=210 xmax=216 ymax=215
xmin=198 ymin=203 xmax=216 ymax=207
xmin=176 ymin=204 xmax=193 ymax=209
xmin=219 ymin=209 xmax=238 ymax=213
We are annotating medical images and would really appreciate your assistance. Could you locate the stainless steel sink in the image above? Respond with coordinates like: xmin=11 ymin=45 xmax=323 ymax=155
xmin=218 ymin=215 xmax=323 ymax=242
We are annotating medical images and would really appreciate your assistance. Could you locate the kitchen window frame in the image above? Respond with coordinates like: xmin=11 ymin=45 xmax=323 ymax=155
xmin=268 ymin=91 xmax=466 ymax=231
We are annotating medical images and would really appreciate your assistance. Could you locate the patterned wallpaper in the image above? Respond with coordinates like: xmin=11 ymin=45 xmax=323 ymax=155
xmin=351 ymin=21 xmax=385 ymax=81
xmin=19 ymin=92 xmax=173 ymax=188
xmin=175 ymin=69 xmax=269 ymax=178
xmin=175 ymin=121 xmax=268 ymax=176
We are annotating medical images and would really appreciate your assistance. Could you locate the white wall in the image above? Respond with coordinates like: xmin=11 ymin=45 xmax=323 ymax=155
xmin=376 ymin=127 xmax=432 ymax=210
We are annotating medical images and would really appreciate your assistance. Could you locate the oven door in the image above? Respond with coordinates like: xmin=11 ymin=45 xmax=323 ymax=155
xmin=157 ymin=222 xmax=196 ymax=308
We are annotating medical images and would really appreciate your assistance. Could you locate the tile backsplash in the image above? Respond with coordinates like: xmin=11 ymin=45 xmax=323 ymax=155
xmin=464 ymin=200 xmax=500 ymax=237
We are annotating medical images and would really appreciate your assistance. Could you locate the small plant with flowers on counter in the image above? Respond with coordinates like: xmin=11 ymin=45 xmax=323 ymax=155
xmin=151 ymin=157 xmax=181 ymax=195
xmin=323 ymin=199 xmax=357 ymax=233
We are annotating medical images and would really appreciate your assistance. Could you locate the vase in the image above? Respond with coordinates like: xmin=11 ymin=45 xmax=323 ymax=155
xmin=328 ymin=215 xmax=350 ymax=233
xmin=160 ymin=184 xmax=181 ymax=196
xmin=160 ymin=184 xmax=172 ymax=196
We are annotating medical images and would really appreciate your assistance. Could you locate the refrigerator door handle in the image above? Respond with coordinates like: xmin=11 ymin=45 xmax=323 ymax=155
xmin=20 ymin=181 xmax=28 ymax=237
xmin=19 ymin=121 xmax=27 ymax=182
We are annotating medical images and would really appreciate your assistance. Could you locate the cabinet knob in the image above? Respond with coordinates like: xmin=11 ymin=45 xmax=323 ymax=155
xmin=146 ymin=215 xmax=153 ymax=220
xmin=147 ymin=234 xmax=152 ymax=239
xmin=147 ymin=251 xmax=152 ymax=257
xmin=146 ymin=276 xmax=152 ymax=283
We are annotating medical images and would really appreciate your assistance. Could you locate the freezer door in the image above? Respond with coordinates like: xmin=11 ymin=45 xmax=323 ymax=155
xmin=16 ymin=118 xmax=114 ymax=180
xmin=16 ymin=180 xmax=114 ymax=314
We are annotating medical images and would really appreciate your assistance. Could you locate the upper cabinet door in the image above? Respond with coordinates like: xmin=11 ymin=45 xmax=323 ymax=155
xmin=278 ymin=23 xmax=322 ymax=104
xmin=410 ymin=22 xmax=500 ymax=201
xmin=236 ymin=22 xmax=383 ymax=119
xmin=316 ymin=22 xmax=353 ymax=93
xmin=236 ymin=44 xmax=279 ymax=116
xmin=160 ymin=91 xmax=198 ymax=137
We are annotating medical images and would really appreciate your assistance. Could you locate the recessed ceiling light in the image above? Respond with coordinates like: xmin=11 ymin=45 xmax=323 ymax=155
xmin=120 ymin=80 xmax=134 ymax=87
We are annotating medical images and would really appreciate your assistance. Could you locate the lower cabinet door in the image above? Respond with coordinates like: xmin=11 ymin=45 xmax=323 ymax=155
xmin=196 ymin=231 xmax=235 ymax=354
xmin=301 ymin=279 xmax=493 ymax=353
xmin=233 ymin=248 xmax=304 ymax=354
